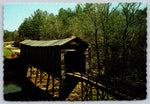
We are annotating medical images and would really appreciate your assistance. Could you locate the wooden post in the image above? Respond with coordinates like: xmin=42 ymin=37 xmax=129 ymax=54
xmin=90 ymin=85 xmax=92 ymax=100
xmin=52 ymin=74 xmax=55 ymax=96
xmin=88 ymin=47 xmax=92 ymax=74
xmin=81 ymin=72 xmax=83 ymax=101
xmin=35 ymin=69 xmax=39 ymax=86
xmin=86 ymin=73 xmax=89 ymax=100
xmin=40 ymin=71 xmax=43 ymax=85
xmin=88 ymin=47 xmax=93 ymax=100
xmin=96 ymin=79 xmax=99 ymax=100
xmin=29 ymin=65 xmax=33 ymax=78
xmin=86 ymin=82 xmax=88 ymax=100
xmin=46 ymin=74 xmax=50 ymax=92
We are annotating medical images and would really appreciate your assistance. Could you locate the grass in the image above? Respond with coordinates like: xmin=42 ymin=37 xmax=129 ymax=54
xmin=3 ymin=47 xmax=14 ymax=58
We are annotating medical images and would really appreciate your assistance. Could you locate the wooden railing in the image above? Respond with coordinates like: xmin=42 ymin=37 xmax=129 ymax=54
xmin=66 ymin=71 xmax=145 ymax=100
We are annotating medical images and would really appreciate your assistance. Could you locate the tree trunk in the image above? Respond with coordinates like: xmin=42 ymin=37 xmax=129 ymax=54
xmin=94 ymin=28 xmax=101 ymax=78
xmin=122 ymin=24 xmax=128 ymax=83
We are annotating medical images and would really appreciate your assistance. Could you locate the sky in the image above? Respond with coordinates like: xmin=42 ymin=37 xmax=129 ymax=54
xmin=4 ymin=3 xmax=146 ymax=32
xmin=4 ymin=3 xmax=77 ymax=31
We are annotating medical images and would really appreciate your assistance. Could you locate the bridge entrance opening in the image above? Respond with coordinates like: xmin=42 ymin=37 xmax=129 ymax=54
xmin=64 ymin=51 xmax=85 ymax=73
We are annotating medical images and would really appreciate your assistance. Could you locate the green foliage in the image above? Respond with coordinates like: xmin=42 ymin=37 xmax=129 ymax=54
xmin=3 ymin=47 xmax=14 ymax=59
xmin=18 ymin=9 xmax=49 ymax=40
xmin=4 ymin=30 xmax=19 ymax=42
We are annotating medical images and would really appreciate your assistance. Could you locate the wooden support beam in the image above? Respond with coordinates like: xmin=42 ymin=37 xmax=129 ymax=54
xmin=46 ymin=74 xmax=50 ymax=92
xmin=40 ymin=71 xmax=43 ymax=85
xmin=81 ymin=72 xmax=83 ymax=101
xmin=90 ymin=85 xmax=92 ymax=100
xmin=35 ymin=69 xmax=39 ymax=86
xmin=96 ymin=79 xmax=99 ymax=100
xmin=97 ymin=89 xmax=99 ymax=100
xmin=86 ymin=79 xmax=88 ymax=100
xmin=29 ymin=65 xmax=33 ymax=78
xmin=52 ymin=75 xmax=55 ymax=96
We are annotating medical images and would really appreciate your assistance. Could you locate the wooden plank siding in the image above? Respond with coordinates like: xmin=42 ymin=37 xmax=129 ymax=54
xmin=21 ymin=45 xmax=61 ymax=77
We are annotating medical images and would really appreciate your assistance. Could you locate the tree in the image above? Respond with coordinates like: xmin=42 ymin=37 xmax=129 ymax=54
xmin=18 ymin=17 xmax=32 ymax=39
xmin=4 ymin=30 xmax=19 ymax=42
xmin=18 ymin=9 xmax=49 ymax=40
xmin=31 ymin=9 xmax=48 ymax=40
xmin=58 ymin=8 xmax=75 ymax=36
xmin=120 ymin=3 xmax=141 ymax=82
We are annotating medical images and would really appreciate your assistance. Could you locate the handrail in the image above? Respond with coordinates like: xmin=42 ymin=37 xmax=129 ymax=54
xmin=66 ymin=72 xmax=144 ymax=99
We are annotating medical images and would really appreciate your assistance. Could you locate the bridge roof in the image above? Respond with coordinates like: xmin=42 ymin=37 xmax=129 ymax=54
xmin=20 ymin=36 xmax=88 ymax=48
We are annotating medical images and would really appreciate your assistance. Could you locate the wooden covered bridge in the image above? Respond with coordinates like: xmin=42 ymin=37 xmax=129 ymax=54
xmin=4 ymin=36 xmax=145 ymax=101
xmin=20 ymin=36 xmax=88 ymax=77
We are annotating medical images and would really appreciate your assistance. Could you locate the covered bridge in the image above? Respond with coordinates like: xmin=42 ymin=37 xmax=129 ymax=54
xmin=20 ymin=36 xmax=88 ymax=78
